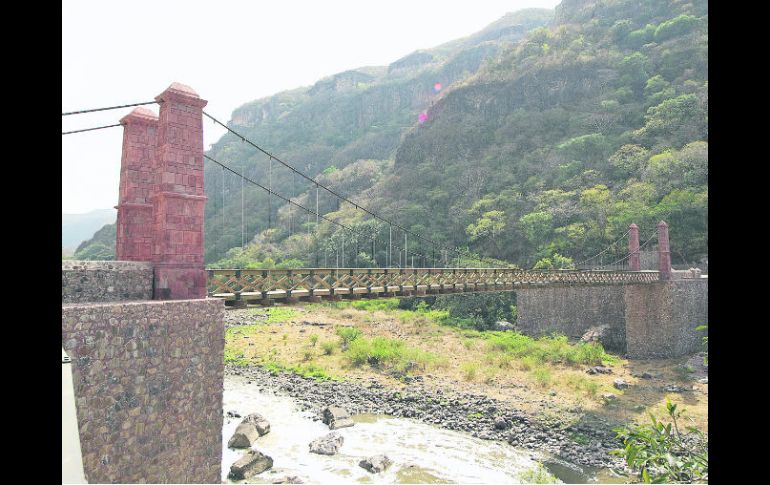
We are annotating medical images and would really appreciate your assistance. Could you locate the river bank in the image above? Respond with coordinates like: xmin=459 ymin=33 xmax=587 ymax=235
xmin=226 ymin=365 xmax=623 ymax=472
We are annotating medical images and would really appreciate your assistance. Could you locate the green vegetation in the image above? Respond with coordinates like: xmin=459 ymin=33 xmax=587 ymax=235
xmin=321 ymin=341 xmax=337 ymax=355
xmin=519 ymin=463 xmax=558 ymax=484
xmin=483 ymin=332 xmax=615 ymax=366
xmin=344 ymin=336 xmax=440 ymax=375
xmin=260 ymin=307 xmax=297 ymax=323
xmin=612 ymin=400 xmax=708 ymax=483
xmin=460 ymin=362 xmax=479 ymax=381
xmin=197 ymin=0 xmax=706 ymax=275
xmin=335 ymin=326 xmax=363 ymax=347
xmin=696 ymin=323 xmax=708 ymax=364
xmin=262 ymin=361 xmax=339 ymax=381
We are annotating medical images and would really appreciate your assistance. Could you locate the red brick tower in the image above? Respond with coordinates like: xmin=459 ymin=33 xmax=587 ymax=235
xmin=115 ymin=108 xmax=159 ymax=261
xmin=151 ymin=83 xmax=208 ymax=299
xmin=628 ymin=223 xmax=640 ymax=271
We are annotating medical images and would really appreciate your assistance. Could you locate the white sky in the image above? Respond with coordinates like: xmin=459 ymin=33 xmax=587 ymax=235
xmin=62 ymin=0 xmax=559 ymax=214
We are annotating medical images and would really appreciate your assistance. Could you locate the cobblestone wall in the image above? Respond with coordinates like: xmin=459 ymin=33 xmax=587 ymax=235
xmin=61 ymin=298 xmax=224 ymax=483
xmin=62 ymin=261 xmax=153 ymax=303
xmin=624 ymin=279 xmax=708 ymax=359
xmin=516 ymin=285 xmax=627 ymax=353
xmin=515 ymin=279 xmax=708 ymax=358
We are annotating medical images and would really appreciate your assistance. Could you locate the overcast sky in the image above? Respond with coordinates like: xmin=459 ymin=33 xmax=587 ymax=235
xmin=62 ymin=0 xmax=560 ymax=214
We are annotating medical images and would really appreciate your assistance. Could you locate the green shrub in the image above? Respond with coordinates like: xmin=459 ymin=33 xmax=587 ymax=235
xmin=321 ymin=341 xmax=337 ymax=355
xmin=309 ymin=335 xmax=319 ymax=347
xmin=612 ymin=400 xmax=708 ymax=483
xmin=335 ymin=326 xmax=362 ymax=347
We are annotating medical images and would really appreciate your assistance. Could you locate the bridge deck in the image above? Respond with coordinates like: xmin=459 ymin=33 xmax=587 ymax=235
xmin=207 ymin=268 xmax=659 ymax=304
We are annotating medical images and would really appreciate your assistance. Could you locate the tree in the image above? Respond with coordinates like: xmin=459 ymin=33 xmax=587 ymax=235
xmin=466 ymin=210 xmax=506 ymax=242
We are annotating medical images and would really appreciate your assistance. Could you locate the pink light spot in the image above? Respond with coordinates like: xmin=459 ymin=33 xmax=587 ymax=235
xmin=418 ymin=111 xmax=428 ymax=123
xmin=434 ymin=82 xmax=442 ymax=92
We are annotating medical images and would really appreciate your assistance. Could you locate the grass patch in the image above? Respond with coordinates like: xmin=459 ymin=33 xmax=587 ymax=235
xmin=530 ymin=366 xmax=552 ymax=387
xmin=519 ymin=463 xmax=558 ymax=484
xmin=309 ymin=335 xmax=319 ymax=347
xmin=344 ymin=336 xmax=439 ymax=374
xmin=460 ymin=362 xmax=479 ymax=381
xmin=484 ymin=331 xmax=615 ymax=367
xmin=253 ymin=307 xmax=297 ymax=323
xmin=224 ymin=348 xmax=251 ymax=366
xmin=350 ymin=298 xmax=401 ymax=312
xmin=262 ymin=361 xmax=339 ymax=381
xmin=321 ymin=341 xmax=337 ymax=355
xmin=562 ymin=373 xmax=601 ymax=397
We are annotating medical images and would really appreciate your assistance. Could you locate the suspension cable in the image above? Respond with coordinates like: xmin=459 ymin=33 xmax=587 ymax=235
xmin=203 ymin=110 xmax=499 ymax=266
xmin=62 ymin=101 xmax=157 ymax=116
xmin=62 ymin=123 xmax=122 ymax=135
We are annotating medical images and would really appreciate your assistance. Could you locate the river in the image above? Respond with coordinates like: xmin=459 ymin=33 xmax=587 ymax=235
xmin=222 ymin=375 xmax=626 ymax=483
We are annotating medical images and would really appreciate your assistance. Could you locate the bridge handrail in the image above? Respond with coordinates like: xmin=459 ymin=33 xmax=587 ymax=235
xmin=206 ymin=267 xmax=661 ymax=297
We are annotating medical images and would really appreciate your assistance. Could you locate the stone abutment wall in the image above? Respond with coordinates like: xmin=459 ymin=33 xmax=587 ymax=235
xmin=516 ymin=285 xmax=627 ymax=353
xmin=62 ymin=261 xmax=154 ymax=303
xmin=62 ymin=298 xmax=225 ymax=483
xmin=516 ymin=279 xmax=708 ymax=358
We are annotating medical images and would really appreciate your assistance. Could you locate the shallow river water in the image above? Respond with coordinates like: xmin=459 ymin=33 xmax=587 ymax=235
xmin=222 ymin=375 xmax=625 ymax=483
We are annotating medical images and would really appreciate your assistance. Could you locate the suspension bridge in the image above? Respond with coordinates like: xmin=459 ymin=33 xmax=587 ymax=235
xmin=63 ymin=82 xmax=681 ymax=304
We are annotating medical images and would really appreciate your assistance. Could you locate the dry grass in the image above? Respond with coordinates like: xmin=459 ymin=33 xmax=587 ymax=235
xmin=224 ymin=301 xmax=708 ymax=432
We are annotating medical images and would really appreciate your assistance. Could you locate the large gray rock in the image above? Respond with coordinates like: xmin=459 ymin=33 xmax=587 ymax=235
xmin=228 ymin=449 xmax=273 ymax=480
xmin=322 ymin=406 xmax=355 ymax=430
xmin=309 ymin=432 xmax=344 ymax=455
xmin=228 ymin=423 xmax=260 ymax=448
xmin=581 ymin=325 xmax=610 ymax=343
xmin=613 ymin=378 xmax=629 ymax=390
xmin=359 ymin=455 xmax=393 ymax=473
xmin=494 ymin=321 xmax=515 ymax=331
xmin=244 ymin=412 xmax=271 ymax=435
xmin=228 ymin=413 xmax=271 ymax=448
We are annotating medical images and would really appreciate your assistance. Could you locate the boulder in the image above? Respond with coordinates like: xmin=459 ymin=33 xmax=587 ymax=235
xmin=228 ymin=449 xmax=273 ymax=480
xmin=243 ymin=412 xmax=271 ymax=435
xmin=309 ymin=432 xmax=344 ymax=455
xmin=228 ymin=423 xmax=260 ymax=448
xmin=322 ymin=406 xmax=355 ymax=430
xmin=494 ymin=417 xmax=509 ymax=430
xmin=581 ymin=325 xmax=610 ymax=343
xmin=494 ymin=321 xmax=515 ymax=331
xmin=228 ymin=413 xmax=271 ymax=448
xmin=585 ymin=365 xmax=612 ymax=375
xmin=359 ymin=455 xmax=393 ymax=473
xmin=613 ymin=379 xmax=629 ymax=390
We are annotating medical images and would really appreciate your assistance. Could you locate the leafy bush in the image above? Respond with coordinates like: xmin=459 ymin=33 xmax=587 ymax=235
xmin=612 ymin=400 xmax=708 ymax=483
xmin=335 ymin=326 xmax=363 ymax=347
xmin=321 ymin=341 xmax=337 ymax=355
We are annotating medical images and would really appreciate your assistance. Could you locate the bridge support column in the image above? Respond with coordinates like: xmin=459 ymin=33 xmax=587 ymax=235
xmin=115 ymin=108 xmax=158 ymax=261
xmin=151 ymin=83 xmax=208 ymax=299
xmin=657 ymin=221 xmax=672 ymax=281
xmin=628 ymin=223 xmax=640 ymax=271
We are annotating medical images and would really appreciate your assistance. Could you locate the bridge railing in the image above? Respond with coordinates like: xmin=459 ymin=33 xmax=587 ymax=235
xmin=207 ymin=268 xmax=660 ymax=301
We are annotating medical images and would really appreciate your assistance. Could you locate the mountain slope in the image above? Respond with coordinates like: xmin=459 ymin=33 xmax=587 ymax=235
xmin=212 ymin=0 xmax=707 ymax=270
xmin=62 ymin=209 xmax=116 ymax=251
xmin=203 ymin=8 xmax=554 ymax=262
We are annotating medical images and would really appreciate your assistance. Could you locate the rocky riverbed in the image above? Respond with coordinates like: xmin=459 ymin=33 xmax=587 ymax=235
xmin=226 ymin=365 xmax=627 ymax=473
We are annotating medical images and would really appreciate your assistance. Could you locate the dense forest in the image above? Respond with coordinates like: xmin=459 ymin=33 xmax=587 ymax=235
xmin=77 ymin=0 xmax=707 ymax=270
